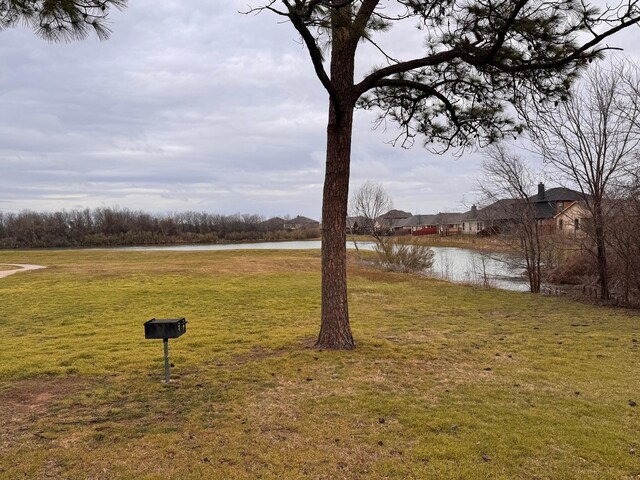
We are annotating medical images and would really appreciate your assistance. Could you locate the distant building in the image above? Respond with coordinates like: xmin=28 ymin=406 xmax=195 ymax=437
xmin=397 ymin=212 xmax=466 ymax=236
xmin=283 ymin=216 xmax=320 ymax=230
xmin=375 ymin=209 xmax=413 ymax=233
xmin=434 ymin=212 xmax=464 ymax=235
xmin=461 ymin=205 xmax=482 ymax=234
xmin=342 ymin=182 xmax=591 ymax=239
xmin=260 ymin=215 xmax=320 ymax=232
xmin=460 ymin=200 xmax=520 ymax=235
xmin=346 ymin=216 xmax=372 ymax=235
xmin=460 ymin=183 xmax=588 ymax=235
xmin=529 ymin=183 xmax=586 ymax=234
xmin=554 ymin=201 xmax=589 ymax=235
xmin=398 ymin=214 xmax=439 ymax=235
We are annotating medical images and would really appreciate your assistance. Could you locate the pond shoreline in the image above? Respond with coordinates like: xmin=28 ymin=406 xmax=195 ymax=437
xmin=0 ymin=240 xmax=534 ymax=292
xmin=1 ymin=235 xmax=514 ymax=254
xmin=116 ymin=241 xmax=531 ymax=292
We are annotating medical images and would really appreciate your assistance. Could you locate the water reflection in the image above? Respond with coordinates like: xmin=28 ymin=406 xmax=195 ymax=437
xmin=428 ymin=246 xmax=529 ymax=291
xmin=121 ymin=240 xmax=528 ymax=291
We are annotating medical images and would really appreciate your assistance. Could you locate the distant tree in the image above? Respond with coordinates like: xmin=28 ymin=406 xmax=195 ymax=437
xmin=478 ymin=144 xmax=544 ymax=292
xmin=525 ymin=59 xmax=640 ymax=299
xmin=0 ymin=0 xmax=126 ymax=41
xmin=251 ymin=0 xmax=640 ymax=349
xmin=350 ymin=180 xmax=434 ymax=273
xmin=0 ymin=207 xmax=296 ymax=248
xmin=349 ymin=180 xmax=392 ymax=244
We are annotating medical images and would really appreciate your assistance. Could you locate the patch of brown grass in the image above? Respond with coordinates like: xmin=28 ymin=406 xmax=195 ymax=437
xmin=0 ymin=377 xmax=91 ymax=454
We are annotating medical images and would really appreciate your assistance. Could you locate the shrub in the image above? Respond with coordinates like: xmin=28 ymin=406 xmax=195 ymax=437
xmin=375 ymin=237 xmax=435 ymax=273
xmin=546 ymin=251 xmax=595 ymax=285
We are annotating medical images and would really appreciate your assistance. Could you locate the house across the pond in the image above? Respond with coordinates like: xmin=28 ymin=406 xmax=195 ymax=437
xmin=363 ymin=183 xmax=590 ymax=237
xmin=457 ymin=183 xmax=588 ymax=236
xmin=261 ymin=215 xmax=320 ymax=232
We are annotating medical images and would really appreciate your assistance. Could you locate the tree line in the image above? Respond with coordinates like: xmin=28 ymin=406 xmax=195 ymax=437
xmin=0 ymin=208 xmax=319 ymax=248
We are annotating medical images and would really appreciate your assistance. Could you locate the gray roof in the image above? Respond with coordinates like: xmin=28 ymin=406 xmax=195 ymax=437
xmin=460 ymin=210 xmax=478 ymax=222
xmin=377 ymin=209 xmax=413 ymax=220
xmin=529 ymin=187 xmax=585 ymax=203
xmin=530 ymin=186 xmax=587 ymax=219
xmin=288 ymin=215 xmax=319 ymax=225
xmin=398 ymin=214 xmax=439 ymax=228
xmin=261 ymin=216 xmax=286 ymax=226
xmin=465 ymin=185 xmax=588 ymax=223
xmin=434 ymin=212 xmax=465 ymax=224
xmin=534 ymin=203 xmax=556 ymax=219
xmin=466 ymin=200 xmax=522 ymax=222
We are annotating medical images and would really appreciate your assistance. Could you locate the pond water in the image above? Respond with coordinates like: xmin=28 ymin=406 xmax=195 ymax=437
xmin=121 ymin=240 xmax=529 ymax=291
xmin=427 ymin=246 xmax=529 ymax=291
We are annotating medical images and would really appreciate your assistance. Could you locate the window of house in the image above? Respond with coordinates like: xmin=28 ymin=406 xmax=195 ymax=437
xmin=574 ymin=218 xmax=580 ymax=230
xmin=559 ymin=219 xmax=564 ymax=230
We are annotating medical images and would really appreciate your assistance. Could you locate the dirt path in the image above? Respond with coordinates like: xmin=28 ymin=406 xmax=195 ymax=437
xmin=0 ymin=264 xmax=46 ymax=279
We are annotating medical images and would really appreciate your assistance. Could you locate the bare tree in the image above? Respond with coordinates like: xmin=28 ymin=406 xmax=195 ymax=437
xmin=525 ymin=59 xmax=640 ymax=299
xmin=349 ymin=181 xmax=434 ymax=272
xmin=349 ymin=181 xmax=399 ymax=262
xmin=349 ymin=181 xmax=392 ymax=244
xmin=478 ymin=144 xmax=544 ymax=292
xmin=250 ymin=0 xmax=640 ymax=348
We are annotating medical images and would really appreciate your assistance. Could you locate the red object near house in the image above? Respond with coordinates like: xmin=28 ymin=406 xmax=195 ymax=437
xmin=412 ymin=227 xmax=437 ymax=236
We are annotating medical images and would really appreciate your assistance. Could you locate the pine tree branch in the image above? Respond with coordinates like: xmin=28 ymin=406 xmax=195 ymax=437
xmin=281 ymin=0 xmax=339 ymax=105
xmin=356 ymin=2 xmax=640 ymax=100
xmin=374 ymin=78 xmax=461 ymax=127
xmin=350 ymin=0 xmax=379 ymax=44
xmin=490 ymin=14 xmax=640 ymax=73
xmin=0 ymin=0 xmax=126 ymax=42
xmin=355 ymin=49 xmax=460 ymax=97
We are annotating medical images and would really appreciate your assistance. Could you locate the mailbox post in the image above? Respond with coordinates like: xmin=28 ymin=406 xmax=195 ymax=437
xmin=144 ymin=318 xmax=187 ymax=383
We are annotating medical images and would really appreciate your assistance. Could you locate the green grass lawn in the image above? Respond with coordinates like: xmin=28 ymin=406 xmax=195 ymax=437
xmin=0 ymin=249 xmax=638 ymax=479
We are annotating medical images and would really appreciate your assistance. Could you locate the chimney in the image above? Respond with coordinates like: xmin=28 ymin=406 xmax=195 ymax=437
xmin=471 ymin=204 xmax=477 ymax=217
xmin=538 ymin=182 xmax=545 ymax=200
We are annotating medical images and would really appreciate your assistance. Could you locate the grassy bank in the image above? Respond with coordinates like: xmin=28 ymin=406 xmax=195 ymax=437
xmin=0 ymin=249 xmax=638 ymax=479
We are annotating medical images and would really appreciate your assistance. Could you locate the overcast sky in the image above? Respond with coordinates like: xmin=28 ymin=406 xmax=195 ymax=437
xmin=1 ymin=1 xmax=638 ymax=220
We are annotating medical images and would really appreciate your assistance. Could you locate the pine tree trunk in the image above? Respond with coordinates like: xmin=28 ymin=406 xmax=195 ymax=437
xmin=316 ymin=105 xmax=355 ymax=349
xmin=315 ymin=10 xmax=356 ymax=349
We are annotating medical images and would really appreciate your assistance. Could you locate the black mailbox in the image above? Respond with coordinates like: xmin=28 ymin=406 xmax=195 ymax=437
xmin=144 ymin=318 xmax=187 ymax=339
